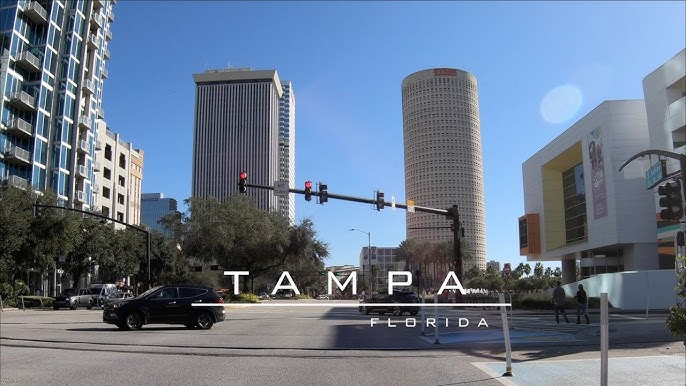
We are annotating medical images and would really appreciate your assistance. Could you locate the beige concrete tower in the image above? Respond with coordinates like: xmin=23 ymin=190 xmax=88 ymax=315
xmin=401 ymin=68 xmax=487 ymax=270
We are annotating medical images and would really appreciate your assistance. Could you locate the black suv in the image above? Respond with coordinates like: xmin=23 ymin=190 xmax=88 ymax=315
xmin=103 ymin=285 xmax=225 ymax=330
xmin=358 ymin=291 xmax=420 ymax=316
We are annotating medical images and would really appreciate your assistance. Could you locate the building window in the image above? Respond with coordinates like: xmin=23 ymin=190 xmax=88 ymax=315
xmin=103 ymin=167 xmax=111 ymax=180
xmin=118 ymin=176 xmax=125 ymax=187
xmin=119 ymin=153 xmax=126 ymax=169
xmin=563 ymin=163 xmax=587 ymax=244
xmin=104 ymin=144 xmax=112 ymax=160
xmin=103 ymin=187 xmax=110 ymax=198
xmin=117 ymin=193 xmax=124 ymax=205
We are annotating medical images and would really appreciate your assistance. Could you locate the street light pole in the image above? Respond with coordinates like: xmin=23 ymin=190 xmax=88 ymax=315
xmin=350 ymin=228 xmax=372 ymax=296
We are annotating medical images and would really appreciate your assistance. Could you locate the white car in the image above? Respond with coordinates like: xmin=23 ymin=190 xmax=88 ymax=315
xmin=317 ymin=294 xmax=329 ymax=300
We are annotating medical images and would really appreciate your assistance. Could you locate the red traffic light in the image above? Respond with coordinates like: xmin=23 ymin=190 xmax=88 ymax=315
xmin=305 ymin=181 xmax=312 ymax=189
xmin=240 ymin=171 xmax=247 ymax=179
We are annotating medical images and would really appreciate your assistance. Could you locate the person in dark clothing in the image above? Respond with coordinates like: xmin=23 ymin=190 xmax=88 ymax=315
xmin=575 ymin=283 xmax=590 ymax=324
xmin=552 ymin=281 xmax=569 ymax=324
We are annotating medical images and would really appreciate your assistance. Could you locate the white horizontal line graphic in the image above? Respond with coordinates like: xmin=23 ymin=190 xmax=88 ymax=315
xmin=192 ymin=303 xmax=511 ymax=308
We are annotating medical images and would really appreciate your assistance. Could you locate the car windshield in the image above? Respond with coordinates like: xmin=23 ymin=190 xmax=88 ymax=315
xmin=59 ymin=289 xmax=76 ymax=296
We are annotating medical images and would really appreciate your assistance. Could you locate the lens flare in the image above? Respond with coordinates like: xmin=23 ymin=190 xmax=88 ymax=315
xmin=540 ymin=84 xmax=583 ymax=124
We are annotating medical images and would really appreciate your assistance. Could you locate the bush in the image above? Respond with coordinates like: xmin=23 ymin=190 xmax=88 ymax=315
xmin=666 ymin=305 xmax=686 ymax=336
xmin=226 ymin=293 xmax=260 ymax=303
xmin=293 ymin=294 xmax=312 ymax=300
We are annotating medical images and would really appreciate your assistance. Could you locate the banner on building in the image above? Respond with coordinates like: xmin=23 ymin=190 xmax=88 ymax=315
xmin=588 ymin=127 xmax=608 ymax=219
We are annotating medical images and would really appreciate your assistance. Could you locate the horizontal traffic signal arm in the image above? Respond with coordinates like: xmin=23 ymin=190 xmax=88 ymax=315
xmin=33 ymin=203 xmax=149 ymax=233
xmin=241 ymin=182 xmax=449 ymax=217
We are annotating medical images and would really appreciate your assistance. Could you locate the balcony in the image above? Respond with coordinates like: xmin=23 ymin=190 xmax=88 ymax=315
xmin=93 ymin=0 xmax=104 ymax=9
xmin=97 ymin=107 xmax=105 ymax=119
xmin=1 ymin=175 xmax=30 ymax=190
xmin=93 ymin=182 xmax=100 ymax=194
xmin=7 ymin=117 xmax=33 ymax=138
xmin=78 ymin=115 xmax=91 ymax=130
xmin=4 ymin=145 xmax=32 ymax=165
xmin=77 ymin=164 xmax=88 ymax=178
xmin=82 ymin=79 xmax=95 ymax=95
xmin=15 ymin=51 xmax=41 ymax=72
xmin=87 ymin=34 xmax=100 ymax=50
xmin=105 ymin=29 xmax=112 ymax=41
xmin=102 ymin=47 xmax=110 ymax=59
xmin=95 ymin=140 xmax=103 ymax=150
xmin=90 ymin=13 xmax=103 ymax=29
xmin=101 ymin=68 xmax=108 ymax=79
xmin=21 ymin=1 xmax=48 ymax=24
xmin=107 ymin=9 xmax=115 ymax=23
xmin=75 ymin=190 xmax=87 ymax=203
xmin=94 ymin=161 xmax=101 ymax=171
xmin=666 ymin=96 xmax=686 ymax=134
xmin=77 ymin=139 xmax=90 ymax=154
xmin=9 ymin=91 xmax=36 ymax=111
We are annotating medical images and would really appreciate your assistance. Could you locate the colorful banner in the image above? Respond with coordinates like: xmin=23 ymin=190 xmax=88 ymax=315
xmin=588 ymin=128 xmax=608 ymax=219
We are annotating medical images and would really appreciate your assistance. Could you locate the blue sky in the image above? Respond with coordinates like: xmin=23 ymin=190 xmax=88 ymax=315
xmin=102 ymin=1 xmax=685 ymax=269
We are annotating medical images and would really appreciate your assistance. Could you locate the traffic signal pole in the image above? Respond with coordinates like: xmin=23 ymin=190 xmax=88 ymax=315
xmin=241 ymin=181 xmax=465 ymax=283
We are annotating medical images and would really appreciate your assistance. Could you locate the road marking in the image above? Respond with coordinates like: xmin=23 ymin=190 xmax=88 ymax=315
xmin=195 ymin=303 xmax=511 ymax=308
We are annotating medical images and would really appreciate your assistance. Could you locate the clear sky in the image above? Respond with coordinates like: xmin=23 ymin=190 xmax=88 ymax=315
xmin=102 ymin=1 xmax=685 ymax=270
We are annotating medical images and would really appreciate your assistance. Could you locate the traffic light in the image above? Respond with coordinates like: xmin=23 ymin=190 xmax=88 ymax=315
xmin=318 ymin=182 xmax=328 ymax=204
xmin=304 ymin=181 xmax=312 ymax=202
xmin=658 ymin=180 xmax=683 ymax=221
xmin=238 ymin=171 xmax=247 ymax=194
xmin=376 ymin=191 xmax=384 ymax=211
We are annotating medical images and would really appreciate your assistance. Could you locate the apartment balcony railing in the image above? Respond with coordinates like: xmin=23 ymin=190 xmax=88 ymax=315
xmin=87 ymin=34 xmax=100 ymax=50
xmin=94 ymin=161 xmax=101 ymax=171
xmin=93 ymin=0 xmax=104 ymax=9
xmin=97 ymin=107 xmax=105 ymax=119
xmin=95 ymin=140 xmax=103 ymax=150
xmin=666 ymin=95 xmax=685 ymax=135
xmin=107 ymin=9 xmax=115 ymax=23
xmin=7 ymin=117 xmax=33 ymax=138
xmin=75 ymin=190 xmax=86 ymax=203
xmin=93 ymin=182 xmax=100 ymax=194
xmin=82 ymin=79 xmax=95 ymax=95
xmin=9 ymin=91 xmax=36 ymax=111
xmin=1 ymin=175 xmax=30 ymax=190
xmin=4 ymin=145 xmax=32 ymax=165
xmin=91 ymin=13 xmax=103 ymax=29
xmin=15 ymin=51 xmax=41 ymax=72
xmin=77 ymin=164 xmax=88 ymax=178
xmin=21 ymin=1 xmax=47 ymax=24
xmin=105 ymin=29 xmax=112 ymax=41
xmin=77 ymin=139 xmax=90 ymax=154
xmin=103 ymin=47 xmax=110 ymax=59
xmin=101 ymin=68 xmax=108 ymax=79
xmin=78 ymin=115 xmax=91 ymax=130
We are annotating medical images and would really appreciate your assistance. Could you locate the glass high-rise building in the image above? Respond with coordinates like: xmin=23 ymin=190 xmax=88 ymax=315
xmin=141 ymin=193 xmax=178 ymax=235
xmin=0 ymin=0 xmax=115 ymax=210
xmin=401 ymin=68 xmax=487 ymax=270
xmin=192 ymin=68 xmax=295 ymax=223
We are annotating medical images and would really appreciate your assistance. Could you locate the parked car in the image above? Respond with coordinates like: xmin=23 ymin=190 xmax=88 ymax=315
xmin=100 ymin=291 xmax=134 ymax=309
xmin=53 ymin=288 xmax=94 ymax=310
xmin=358 ymin=291 xmax=420 ymax=316
xmin=259 ymin=293 xmax=271 ymax=300
xmin=89 ymin=283 xmax=117 ymax=307
xmin=102 ymin=285 xmax=226 ymax=330
xmin=317 ymin=294 xmax=329 ymax=300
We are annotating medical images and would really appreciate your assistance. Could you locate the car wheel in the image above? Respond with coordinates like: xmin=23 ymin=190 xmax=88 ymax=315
xmin=196 ymin=312 xmax=214 ymax=330
xmin=124 ymin=312 xmax=144 ymax=330
xmin=53 ymin=306 xmax=59 ymax=310
xmin=70 ymin=303 xmax=77 ymax=310
xmin=86 ymin=301 xmax=93 ymax=310
xmin=392 ymin=306 xmax=403 ymax=316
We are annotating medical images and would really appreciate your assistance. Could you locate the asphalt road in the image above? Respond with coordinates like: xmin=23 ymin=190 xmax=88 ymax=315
xmin=1 ymin=300 xmax=684 ymax=385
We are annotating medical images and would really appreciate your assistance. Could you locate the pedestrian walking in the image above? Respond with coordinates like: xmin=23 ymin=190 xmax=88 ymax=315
xmin=575 ymin=283 xmax=590 ymax=324
xmin=552 ymin=280 xmax=569 ymax=324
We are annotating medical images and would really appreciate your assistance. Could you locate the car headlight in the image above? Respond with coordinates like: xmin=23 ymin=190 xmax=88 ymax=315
xmin=111 ymin=303 xmax=120 ymax=309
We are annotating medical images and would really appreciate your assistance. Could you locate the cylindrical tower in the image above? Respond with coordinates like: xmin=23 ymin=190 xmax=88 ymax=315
xmin=401 ymin=68 xmax=486 ymax=270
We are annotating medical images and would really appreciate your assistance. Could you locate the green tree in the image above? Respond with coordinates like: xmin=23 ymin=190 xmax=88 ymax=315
xmin=0 ymin=187 xmax=34 ymax=282
xmin=533 ymin=262 xmax=544 ymax=278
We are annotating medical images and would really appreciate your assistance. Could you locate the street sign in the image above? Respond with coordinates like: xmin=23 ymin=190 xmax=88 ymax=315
xmin=407 ymin=199 xmax=415 ymax=213
xmin=645 ymin=160 xmax=666 ymax=190
xmin=274 ymin=180 xmax=289 ymax=196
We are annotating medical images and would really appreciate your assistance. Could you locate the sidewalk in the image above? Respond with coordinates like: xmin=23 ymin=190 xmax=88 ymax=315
xmin=474 ymin=354 xmax=686 ymax=386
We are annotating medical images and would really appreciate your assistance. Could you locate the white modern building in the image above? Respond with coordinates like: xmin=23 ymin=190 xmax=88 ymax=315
xmin=192 ymin=68 xmax=295 ymax=223
xmin=401 ymin=68 xmax=487 ymax=271
xmin=643 ymin=48 xmax=685 ymax=255
xmin=358 ymin=246 xmax=405 ymax=293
